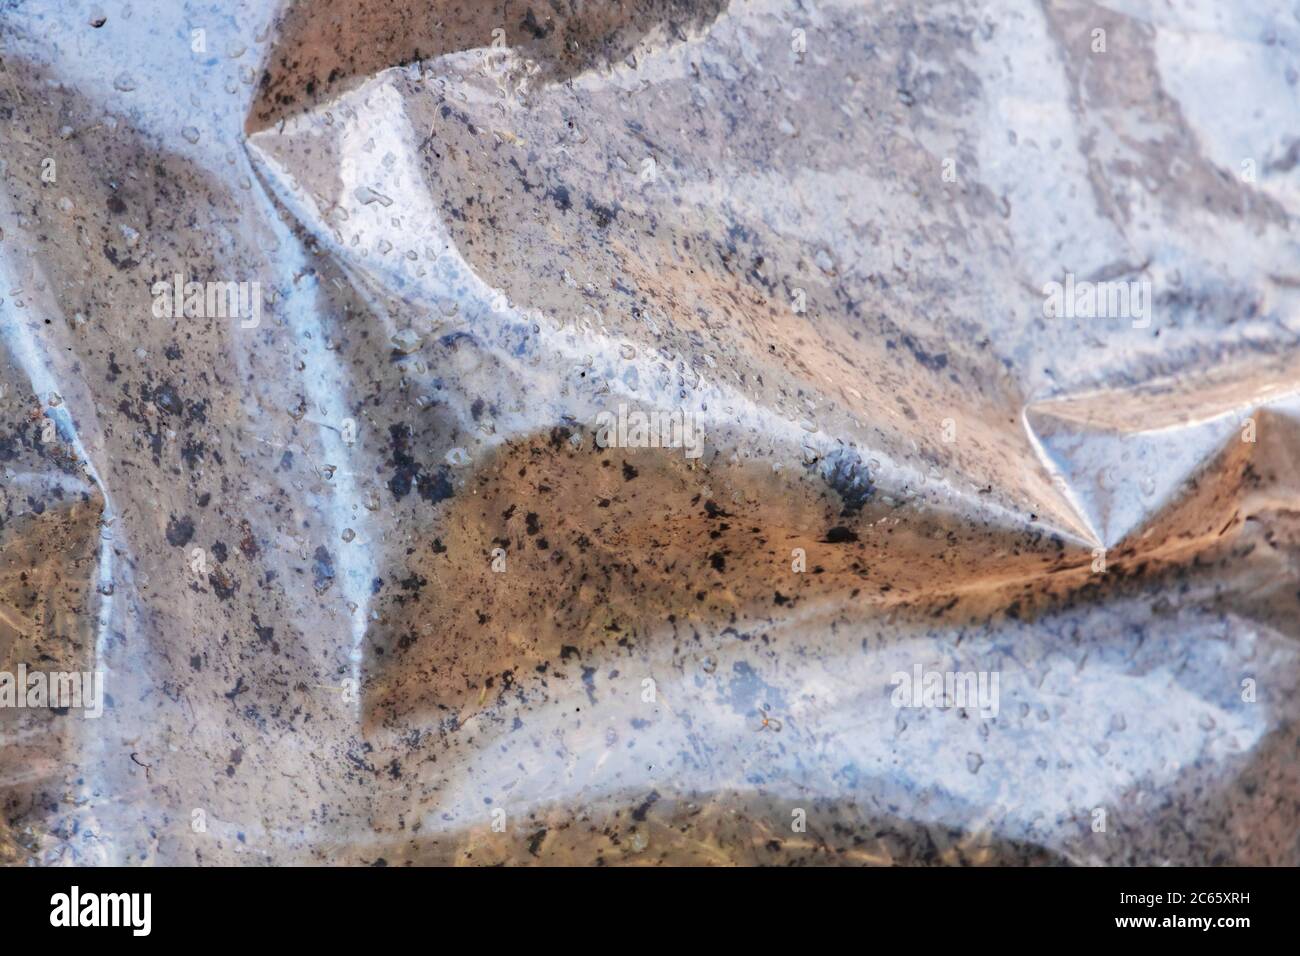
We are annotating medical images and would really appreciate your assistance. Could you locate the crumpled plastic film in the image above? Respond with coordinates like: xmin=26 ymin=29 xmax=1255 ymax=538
xmin=1 ymin=0 xmax=1299 ymax=865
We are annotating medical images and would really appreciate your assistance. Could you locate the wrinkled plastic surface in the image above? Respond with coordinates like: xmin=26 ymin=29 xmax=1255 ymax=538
xmin=2 ymin=0 xmax=1299 ymax=865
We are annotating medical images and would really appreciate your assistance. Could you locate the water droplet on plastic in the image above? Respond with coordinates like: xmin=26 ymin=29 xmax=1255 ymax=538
xmin=354 ymin=186 xmax=393 ymax=207
xmin=390 ymin=328 xmax=422 ymax=354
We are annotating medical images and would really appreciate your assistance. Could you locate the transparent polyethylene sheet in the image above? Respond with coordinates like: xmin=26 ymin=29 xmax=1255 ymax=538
xmin=1 ymin=0 xmax=1299 ymax=865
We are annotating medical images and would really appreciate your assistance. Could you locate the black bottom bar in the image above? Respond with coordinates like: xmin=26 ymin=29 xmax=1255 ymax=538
xmin=0 ymin=865 xmax=1286 ymax=942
